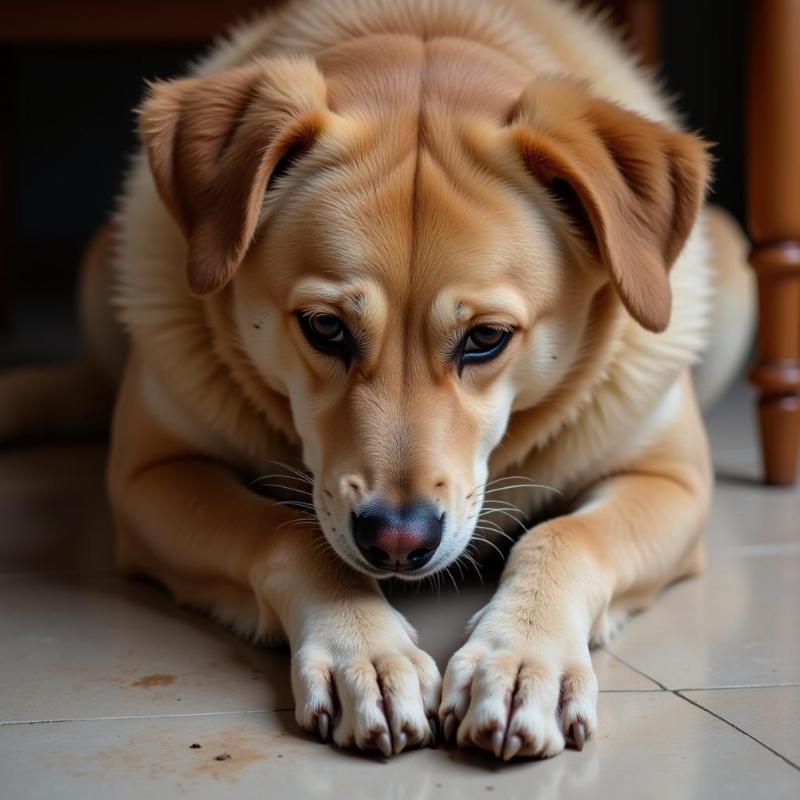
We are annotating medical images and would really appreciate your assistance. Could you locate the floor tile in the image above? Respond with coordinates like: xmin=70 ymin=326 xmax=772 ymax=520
xmin=2 ymin=692 xmax=798 ymax=800
xmin=605 ymin=555 xmax=800 ymax=690
xmin=0 ymin=568 xmax=656 ymax=728
xmin=704 ymin=383 xmax=800 ymax=552
xmin=0 ymin=574 xmax=293 ymax=722
xmin=682 ymin=686 xmax=800 ymax=767
xmin=707 ymin=477 xmax=800 ymax=552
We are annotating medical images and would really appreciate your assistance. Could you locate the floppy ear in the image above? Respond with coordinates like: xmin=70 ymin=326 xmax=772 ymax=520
xmin=509 ymin=77 xmax=710 ymax=332
xmin=138 ymin=56 xmax=328 ymax=296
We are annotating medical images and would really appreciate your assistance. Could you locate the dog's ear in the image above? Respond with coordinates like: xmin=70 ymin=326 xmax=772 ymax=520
xmin=138 ymin=57 xmax=328 ymax=296
xmin=509 ymin=77 xmax=710 ymax=332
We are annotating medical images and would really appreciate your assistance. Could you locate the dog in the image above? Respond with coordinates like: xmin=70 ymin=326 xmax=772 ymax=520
xmin=0 ymin=0 xmax=754 ymax=760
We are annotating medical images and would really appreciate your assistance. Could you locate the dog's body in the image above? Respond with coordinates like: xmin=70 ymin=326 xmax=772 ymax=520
xmin=1 ymin=0 xmax=755 ymax=760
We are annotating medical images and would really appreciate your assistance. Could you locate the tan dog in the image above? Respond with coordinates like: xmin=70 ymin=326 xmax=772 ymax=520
xmin=0 ymin=0 xmax=754 ymax=761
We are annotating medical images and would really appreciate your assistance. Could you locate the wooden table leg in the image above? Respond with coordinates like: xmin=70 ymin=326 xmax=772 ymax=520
xmin=746 ymin=0 xmax=800 ymax=486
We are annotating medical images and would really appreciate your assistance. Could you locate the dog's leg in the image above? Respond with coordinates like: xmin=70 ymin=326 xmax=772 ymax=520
xmin=109 ymin=359 xmax=440 ymax=755
xmin=440 ymin=373 xmax=711 ymax=759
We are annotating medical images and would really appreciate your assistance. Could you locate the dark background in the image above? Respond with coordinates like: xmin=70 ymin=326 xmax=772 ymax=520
xmin=2 ymin=0 xmax=747 ymax=327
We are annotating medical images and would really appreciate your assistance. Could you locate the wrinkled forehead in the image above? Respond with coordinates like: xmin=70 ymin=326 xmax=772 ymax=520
xmin=265 ymin=127 xmax=553 ymax=318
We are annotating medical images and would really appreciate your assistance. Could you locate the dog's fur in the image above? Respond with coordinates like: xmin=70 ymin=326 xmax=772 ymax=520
xmin=1 ymin=0 xmax=755 ymax=760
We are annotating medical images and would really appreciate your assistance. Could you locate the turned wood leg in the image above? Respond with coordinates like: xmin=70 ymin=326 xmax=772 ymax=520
xmin=746 ymin=0 xmax=800 ymax=485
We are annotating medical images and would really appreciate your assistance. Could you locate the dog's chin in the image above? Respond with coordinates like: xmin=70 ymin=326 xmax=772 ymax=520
xmin=329 ymin=542 xmax=467 ymax=583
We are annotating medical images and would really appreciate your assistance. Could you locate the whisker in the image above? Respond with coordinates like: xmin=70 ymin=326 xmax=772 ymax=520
xmin=250 ymin=481 xmax=313 ymax=497
xmin=475 ymin=523 xmax=516 ymax=545
xmin=266 ymin=460 xmax=314 ymax=482
xmin=443 ymin=565 xmax=460 ymax=595
xmin=473 ymin=518 xmax=504 ymax=535
xmin=479 ymin=505 xmax=526 ymax=521
xmin=471 ymin=535 xmax=506 ymax=561
xmin=473 ymin=474 xmax=550 ymax=492
xmin=479 ymin=508 xmax=529 ymax=534
xmin=250 ymin=472 xmax=314 ymax=486
xmin=274 ymin=516 xmax=319 ymax=532
xmin=480 ymin=499 xmax=526 ymax=511
xmin=466 ymin=474 xmax=559 ymax=499
xmin=460 ymin=550 xmax=484 ymax=584
xmin=481 ymin=483 xmax=563 ymax=496
xmin=271 ymin=499 xmax=316 ymax=511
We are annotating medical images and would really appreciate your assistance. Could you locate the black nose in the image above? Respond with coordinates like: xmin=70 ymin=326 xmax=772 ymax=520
xmin=352 ymin=501 xmax=444 ymax=572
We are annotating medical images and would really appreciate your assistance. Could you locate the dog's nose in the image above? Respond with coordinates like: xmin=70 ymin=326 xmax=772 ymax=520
xmin=352 ymin=501 xmax=443 ymax=572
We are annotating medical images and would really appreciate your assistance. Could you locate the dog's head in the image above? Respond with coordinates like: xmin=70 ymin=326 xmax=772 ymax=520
xmin=139 ymin=47 xmax=708 ymax=579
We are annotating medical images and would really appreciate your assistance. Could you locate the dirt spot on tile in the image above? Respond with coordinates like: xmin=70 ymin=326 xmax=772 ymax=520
xmin=132 ymin=673 xmax=176 ymax=688
xmin=192 ymin=729 xmax=278 ymax=780
xmin=79 ymin=722 xmax=287 ymax=786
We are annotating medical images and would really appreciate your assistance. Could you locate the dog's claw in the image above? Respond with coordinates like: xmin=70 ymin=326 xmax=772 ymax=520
xmin=443 ymin=713 xmax=458 ymax=743
xmin=317 ymin=712 xmax=330 ymax=742
xmin=394 ymin=730 xmax=408 ymax=754
xmin=428 ymin=715 xmax=439 ymax=745
xmin=491 ymin=729 xmax=505 ymax=758
xmin=569 ymin=721 xmax=586 ymax=751
xmin=502 ymin=733 xmax=522 ymax=761
xmin=376 ymin=731 xmax=392 ymax=757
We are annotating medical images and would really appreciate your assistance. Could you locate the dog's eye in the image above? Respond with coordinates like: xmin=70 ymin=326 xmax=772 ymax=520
xmin=460 ymin=325 xmax=512 ymax=369
xmin=297 ymin=312 xmax=353 ymax=363
xmin=308 ymin=314 xmax=344 ymax=342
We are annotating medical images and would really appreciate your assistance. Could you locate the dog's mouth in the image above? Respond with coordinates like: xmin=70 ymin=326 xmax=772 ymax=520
xmin=329 ymin=530 xmax=469 ymax=583
xmin=351 ymin=559 xmax=438 ymax=581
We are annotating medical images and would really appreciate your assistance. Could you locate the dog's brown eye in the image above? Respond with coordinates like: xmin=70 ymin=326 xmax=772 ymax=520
xmin=459 ymin=325 xmax=512 ymax=371
xmin=465 ymin=326 xmax=505 ymax=353
xmin=297 ymin=311 xmax=354 ymax=366
xmin=309 ymin=314 xmax=344 ymax=342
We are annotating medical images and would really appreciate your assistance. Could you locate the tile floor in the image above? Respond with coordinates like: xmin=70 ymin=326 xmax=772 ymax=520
xmin=0 ymin=381 xmax=798 ymax=798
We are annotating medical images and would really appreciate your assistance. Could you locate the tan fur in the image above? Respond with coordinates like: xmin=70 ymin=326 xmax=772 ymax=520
xmin=693 ymin=205 xmax=755 ymax=408
xmin=4 ymin=0 xmax=747 ymax=759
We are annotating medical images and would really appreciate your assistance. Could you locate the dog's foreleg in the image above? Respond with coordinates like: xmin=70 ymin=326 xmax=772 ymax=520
xmin=440 ymin=373 xmax=711 ymax=759
xmin=109 ymin=358 xmax=440 ymax=755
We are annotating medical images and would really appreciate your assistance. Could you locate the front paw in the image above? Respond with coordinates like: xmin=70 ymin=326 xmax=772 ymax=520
xmin=439 ymin=621 xmax=598 ymax=760
xmin=292 ymin=610 xmax=441 ymax=756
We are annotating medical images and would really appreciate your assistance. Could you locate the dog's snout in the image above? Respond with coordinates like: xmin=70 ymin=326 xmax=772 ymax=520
xmin=352 ymin=501 xmax=443 ymax=572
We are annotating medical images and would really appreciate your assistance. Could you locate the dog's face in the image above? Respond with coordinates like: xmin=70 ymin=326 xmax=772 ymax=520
xmin=233 ymin=133 xmax=594 ymax=579
xmin=140 ymin=55 xmax=707 ymax=579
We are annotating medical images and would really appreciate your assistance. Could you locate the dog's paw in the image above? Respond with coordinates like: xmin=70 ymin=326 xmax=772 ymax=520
xmin=439 ymin=622 xmax=597 ymax=760
xmin=292 ymin=610 xmax=441 ymax=756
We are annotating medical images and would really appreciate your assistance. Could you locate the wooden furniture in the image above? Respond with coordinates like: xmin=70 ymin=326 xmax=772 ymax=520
xmin=746 ymin=0 xmax=800 ymax=485
xmin=2 ymin=1 xmax=799 ymax=484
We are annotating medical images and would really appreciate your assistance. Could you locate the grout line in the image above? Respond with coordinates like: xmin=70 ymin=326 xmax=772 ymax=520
xmin=676 ymin=692 xmax=800 ymax=773
xmin=676 ymin=684 xmax=800 ymax=692
xmin=601 ymin=650 xmax=668 ymax=690
xmin=0 ymin=707 xmax=295 ymax=727
xmin=0 ymin=690 xmax=674 ymax=728
xmin=604 ymin=652 xmax=800 ymax=772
